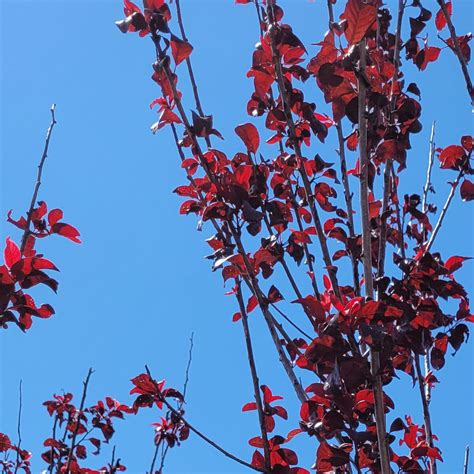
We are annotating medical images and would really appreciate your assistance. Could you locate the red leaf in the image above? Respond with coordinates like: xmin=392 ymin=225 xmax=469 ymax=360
xmin=170 ymin=35 xmax=193 ymax=65
xmin=268 ymin=285 xmax=284 ymax=303
xmin=48 ymin=209 xmax=64 ymax=227
xmin=242 ymin=402 xmax=257 ymax=412
xmin=444 ymin=256 xmax=471 ymax=274
xmin=346 ymin=131 xmax=358 ymax=151
xmin=461 ymin=135 xmax=473 ymax=152
xmin=340 ymin=0 xmax=377 ymax=46
xmin=50 ymin=223 xmax=81 ymax=243
xmin=435 ymin=1 xmax=452 ymax=31
xmin=246 ymin=295 xmax=258 ymax=313
xmin=415 ymin=46 xmax=441 ymax=71
xmin=4 ymin=238 xmax=21 ymax=268
xmin=460 ymin=179 xmax=474 ymax=201
xmin=438 ymin=145 xmax=466 ymax=169
xmin=0 ymin=433 xmax=12 ymax=452
xmin=235 ymin=123 xmax=260 ymax=153
xmin=232 ymin=312 xmax=242 ymax=322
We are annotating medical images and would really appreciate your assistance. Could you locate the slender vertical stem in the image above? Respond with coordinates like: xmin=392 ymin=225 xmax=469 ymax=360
xmin=336 ymin=123 xmax=361 ymax=295
xmin=65 ymin=368 xmax=93 ymax=474
xmin=358 ymin=39 xmax=391 ymax=474
xmin=421 ymin=121 xmax=436 ymax=402
xmin=414 ymin=354 xmax=437 ymax=474
xmin=422 ymin=122 xmax=436 ymax=218
xmin=21 ymin=104 xmax=57 ymax=253
xmin=425 ymin=170 xmax=464 ymax=254
xmin=13 ymin=380 xmax=23 ymax=474
xmin=464 ymin=446 xmax=470 ymax=474
xmin=236 ymin=282 xmax=271 ymax=472
xmin=436 ymin=0 xmax=474 ymax=105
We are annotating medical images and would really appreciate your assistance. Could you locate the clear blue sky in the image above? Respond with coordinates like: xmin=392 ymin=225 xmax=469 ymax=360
xmin=1 ymin=1 xmax=472 ymax=473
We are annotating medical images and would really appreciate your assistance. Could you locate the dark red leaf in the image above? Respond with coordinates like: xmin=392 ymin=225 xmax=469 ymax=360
xmin=170 ymin=35 xmax=193 ymax=65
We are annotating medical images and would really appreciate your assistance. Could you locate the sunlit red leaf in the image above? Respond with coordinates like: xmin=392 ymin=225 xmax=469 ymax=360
xmin=340 ymin=0 xmax=377 ymax=46
xmin=435 ymin=1 xmax=452 ymax=31
xmin=4 ymin=237 xmax=21 ymax=269
xmin=170 ymin=35 xmax=193 ymax=65
xmin=235 ymin=123 xmax=260 ymax=153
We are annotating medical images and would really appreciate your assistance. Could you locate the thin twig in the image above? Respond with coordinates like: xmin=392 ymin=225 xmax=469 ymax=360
xmin=151 ymin=333 xmax=195 ymax=474
xmin=436 ymin=0 xmax=474 ymax=105
xmin=13 ymin=380 xmax=23 ymax=474
xmin=422 ymin=122 xmax=436 ymax=402
xmin=144 ymin=365 xmax=263 ymax=472
xmin=21 ymin=104 xmax=57 ymax=253
xmin=414 ymin=354 xmax=437 ymax=474
xmin=422 ymin=122 xmax=437 ymax=218
xmin=464 ymin=445 xmax=470 ymax=474
xmin=236 ymin=282 xmax=271 ymax=472
xmin=425 ymin=170 xmax=464 ymax=254
xmin=64 ymin=368 xmax=94 ymax=474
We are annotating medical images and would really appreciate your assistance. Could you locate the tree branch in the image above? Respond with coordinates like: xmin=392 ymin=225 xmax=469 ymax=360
xmin=236 ymin=282 xmax=271 ymax=472
xmin=13 ymin=380 xmax=23 ymax=474
xmin=436 ymin=0 xmax=474 ymax=105
xmin=414 ymin=354 xmax=437 ymax=474
xmin=21 ymin=104 xmax=57 ymax=253
xmin=425 ymin=170 xmax=464 ymax=254
xmin=358 ymin=39 xmax=391 ymax=474
xmin=144 ymin=365 xmax=263 ymax=472
xmin=65 ymin=368 xmax=94 ymax=474
xmin=464 ymin=445 xmax=470 ymax=474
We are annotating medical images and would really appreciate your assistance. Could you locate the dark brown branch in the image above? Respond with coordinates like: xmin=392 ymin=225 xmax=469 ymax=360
xmin=326 ymin=0 xmax=361 ymax=297
xmin=236 ymin=282 xmax=271 ymax=472
xmin=378 ymin=0 xmax=405 ymax=278
xmin=414 ymin=354 xmax=437 ymax=474
xmin=425 ymin=170 xmax=464 ymax=254
xmin=65 ymin=368 xmax=93 ymax=474
xmin=436 ymin=0 xmax=474 ymax=105
xmin=265 ymin=7 xmax=340 ymax=297
xmin=21 ymin=104 xmax=57 ymax=253
xmin=144 ymin=365 xmax=263 ymax=472
xmin=174 ymin=0 xmax=210 ymax=147
xmin=358 ymin=40 xmax=391 ymax=474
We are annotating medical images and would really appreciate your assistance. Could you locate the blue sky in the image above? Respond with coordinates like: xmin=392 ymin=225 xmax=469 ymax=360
xmin=1 ymin=1 xmax=473 ymax=473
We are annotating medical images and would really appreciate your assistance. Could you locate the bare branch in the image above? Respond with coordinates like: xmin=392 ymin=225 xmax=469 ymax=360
xmin=236 ymin=282 xmax=271 ymax=472
xmin=425 ymin=170 xmax=464 ymax=254
xmin=21 ymin=104 xmax=57 ymax=253
xmin=13 ymin=380 xmax=23 ymax=474
xmin=436 ymin=0 xmax=474 ymax=105
xmin=464 ymin=445 xmax=470 ymax=474
xmin=144 ymin=365 xmax=263 ymax=472
xmin=65 ymin=368 xmax=94 ymax=474
xmin=414 ymin=354 xmax=437 ymax=474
